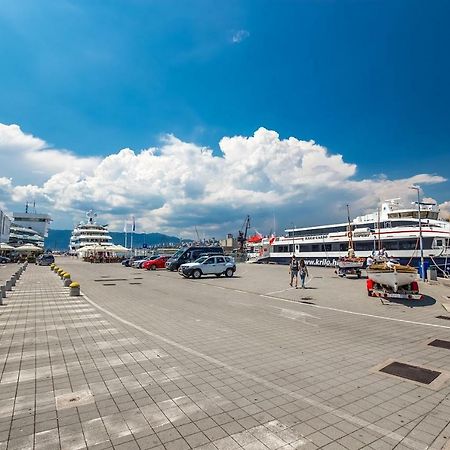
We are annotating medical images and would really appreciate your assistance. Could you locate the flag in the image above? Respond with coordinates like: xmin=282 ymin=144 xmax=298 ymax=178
xmin=132 ymin=216 xmax=136 ymax=232
xmin=269 ymin=234 xmax=276 ymax=245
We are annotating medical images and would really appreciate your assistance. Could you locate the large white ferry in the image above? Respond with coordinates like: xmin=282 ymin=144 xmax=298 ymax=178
xmin=256 ymin=199 xmax=450 ymax=273
xmin=69 ymin=210 xmax=113 ymax=253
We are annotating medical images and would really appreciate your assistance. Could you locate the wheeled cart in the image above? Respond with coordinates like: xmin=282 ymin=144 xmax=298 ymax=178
xmin=337 ymin=267 xmax=362 ymax=278
xmin=366 ymin=278 xmax=423 ymax=300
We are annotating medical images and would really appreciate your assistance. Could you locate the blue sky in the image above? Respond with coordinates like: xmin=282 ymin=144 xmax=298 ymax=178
xmin=0 ymin=0 xmax=449 ymax=234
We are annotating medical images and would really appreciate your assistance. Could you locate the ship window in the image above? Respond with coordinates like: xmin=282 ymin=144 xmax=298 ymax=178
xmin=399 ymin=239 xmax=417 ymax=250
xmin=436 ymin=240 xmax=443 ymax=247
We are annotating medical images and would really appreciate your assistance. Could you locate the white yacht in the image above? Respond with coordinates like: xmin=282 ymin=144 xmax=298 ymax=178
xmin=259 ymin=199 xmax=450 ymax=273
xmin=69 ymin=210 xmax=113 ymax=253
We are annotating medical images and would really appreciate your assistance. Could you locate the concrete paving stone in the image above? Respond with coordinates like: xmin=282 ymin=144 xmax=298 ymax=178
xmin=336 ymin=434 xmax=367 ymax=450
xmin=135 ymin=434 xmax=162 ymax=449
xmin=164 ymin=438 xmax=191 ymax=450
xmin=114 ymin=441 xmax=140 ymax=450
xmin=184 ymin=431 xmax=210 ymax=447
xmin=305 ymin=431 xmax=333 ymax=447
xmin=242 ymin=441 xmax=269 ymax=450
xmin=203 ymin=426 xmax=229 ymax=441
xmin=6 ymin=434 xmax=34 ymax=450
xmin=108 ymin=431 xmax=136 ymax=447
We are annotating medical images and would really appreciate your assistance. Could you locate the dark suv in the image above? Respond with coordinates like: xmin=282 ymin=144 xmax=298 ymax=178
xmin=165 ymin=246 xmax=224 ymax=271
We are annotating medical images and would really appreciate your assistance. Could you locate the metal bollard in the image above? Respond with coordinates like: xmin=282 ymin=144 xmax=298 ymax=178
xmin=0 ymin=285 xmax=5 ymax=303
xmin=10 ymin=275 xmax=16 ymax=287
xmin=69 ymin=282 xmax=81 ymax=296
xmin=5 ymin=280 xmax=12 ymax=291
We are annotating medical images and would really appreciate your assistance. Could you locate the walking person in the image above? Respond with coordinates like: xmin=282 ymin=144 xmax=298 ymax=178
xmin=299 ymin=258 xmax=309 ymax=288
xmin=289 ymin=255 xmax=299 ymax=288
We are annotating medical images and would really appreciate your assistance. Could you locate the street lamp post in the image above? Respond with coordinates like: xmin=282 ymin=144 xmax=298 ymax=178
xmin=291 ymin=222 xmax=295 ymax=256
xmin=410 ymin=185 xmax=425 ymax=280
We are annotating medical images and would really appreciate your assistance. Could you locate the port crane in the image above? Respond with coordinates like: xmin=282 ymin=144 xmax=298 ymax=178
xmin=237 ymin=215 xmax=251 ymax=253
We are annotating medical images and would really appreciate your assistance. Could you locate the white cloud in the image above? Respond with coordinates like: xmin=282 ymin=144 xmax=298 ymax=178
xmin=231 ymin=29 xmax=250 ymax=43
xmin=0 ymin=123 xmax=100 ymax=185
xmin=440 ymin=201 xmax=450 ymax=221
xmin=0 ymin=123 xmax=448 ymax=237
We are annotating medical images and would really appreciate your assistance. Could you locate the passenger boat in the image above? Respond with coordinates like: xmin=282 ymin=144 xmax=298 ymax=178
xmin=259 ymin=199 xmax=450 ymax=273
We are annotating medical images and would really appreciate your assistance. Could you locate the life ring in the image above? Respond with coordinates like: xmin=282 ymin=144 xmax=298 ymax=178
xmin=347 ymin=232 xmax=352 ymax=238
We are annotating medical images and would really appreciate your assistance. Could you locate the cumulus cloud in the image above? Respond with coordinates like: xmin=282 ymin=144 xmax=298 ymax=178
xmin=0 ymin=123 xmax=448 ymax=237
xmin=231 ymin=29 xmax=250 ymax=43
xmin=440 ymin=201 xmax=450 ymax=221
xmin=0 ymin=123 xmax=100 ymax=185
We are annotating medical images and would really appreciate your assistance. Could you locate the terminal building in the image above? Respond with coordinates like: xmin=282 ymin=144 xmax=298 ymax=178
xmin=8 ymin=205 xmax=52 ymax=248
xmin=0 ymin=209 xmax=12 ymax=244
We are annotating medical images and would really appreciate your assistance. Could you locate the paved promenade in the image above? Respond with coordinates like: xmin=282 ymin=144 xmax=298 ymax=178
xmin=0 ymin=260 xmax=449 ymax=450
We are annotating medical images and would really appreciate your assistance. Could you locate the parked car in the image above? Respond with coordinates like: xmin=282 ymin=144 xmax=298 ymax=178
xmin=143 ymin=255 xmax=170 ymax=270
xmin=132 ymin=254 xmax=162 ymax=269
xmin=121 ymin=256 xmax=146 ymax=267
xmin=179 ymin=255 xmax=236 ymax=279
xmin=166 ymin=246 xmax=224 ymax=271
xmin=0 ymin=256 xmax=11 ymax=264
xmin=36 ymin=254 xmax=55 ymax=266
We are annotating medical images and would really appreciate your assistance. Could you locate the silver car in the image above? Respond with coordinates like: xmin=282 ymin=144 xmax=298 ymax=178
xmin=179 ymin=255 xmax=236 ymax=279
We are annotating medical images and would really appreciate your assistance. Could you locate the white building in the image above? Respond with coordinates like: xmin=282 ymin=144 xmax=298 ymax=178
xmin=12 ymin=211 xmax=52 ymax=238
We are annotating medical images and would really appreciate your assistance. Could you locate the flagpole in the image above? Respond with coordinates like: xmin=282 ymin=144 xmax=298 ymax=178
xmin=131 ymin=216 xmax=135 ymax=251
xmin=124 ymin=221 xmax=128 ymax=248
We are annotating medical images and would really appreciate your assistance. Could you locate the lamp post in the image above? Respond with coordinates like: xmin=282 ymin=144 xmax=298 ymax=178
xmin=291 ymin=222 xmax=295 ymax=256
xmin=410 ymin=185 xmax=424 ymax=280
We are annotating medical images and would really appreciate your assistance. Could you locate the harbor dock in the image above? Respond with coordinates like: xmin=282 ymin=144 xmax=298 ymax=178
xmin=0 ymin=259 xmax=449 ymax=449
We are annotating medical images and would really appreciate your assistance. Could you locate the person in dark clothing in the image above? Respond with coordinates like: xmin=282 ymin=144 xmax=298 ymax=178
xmin=289 ymin=255 xmax=299 ymax=288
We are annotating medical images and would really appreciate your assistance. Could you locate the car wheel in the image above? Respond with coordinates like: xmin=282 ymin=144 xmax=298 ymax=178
xmin=192 ymin=269 xmax=201 ymax=279
xmin=151 ymin=264 xmax=156 ymax=270
xmin=225 ymin=268 xmax=233 ymax=278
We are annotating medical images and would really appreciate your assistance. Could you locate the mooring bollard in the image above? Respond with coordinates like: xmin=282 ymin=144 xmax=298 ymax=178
xmin=63 ymin=273 xmax=71 ymax=287
xmin=69 ymin=282 xmax=80 ymax=297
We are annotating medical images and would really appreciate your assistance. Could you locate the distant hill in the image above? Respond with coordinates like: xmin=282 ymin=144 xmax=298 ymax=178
xmin=44 ymin=229 xmax=184 ymax=251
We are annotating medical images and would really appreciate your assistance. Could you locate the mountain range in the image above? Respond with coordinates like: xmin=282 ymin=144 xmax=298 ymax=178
xmin=44 ymin=229 xmax=183 ymax=251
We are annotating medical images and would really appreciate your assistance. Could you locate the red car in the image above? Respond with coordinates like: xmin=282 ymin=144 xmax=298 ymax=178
xmin=143 ymin=255 xmax=170 ymax=270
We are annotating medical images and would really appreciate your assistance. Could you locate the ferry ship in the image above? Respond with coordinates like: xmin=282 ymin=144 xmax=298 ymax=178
xmin=69 ymin=210 xmax=113 ymax=253
xmin=256 ymin=199 xmax=450 ymax=273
